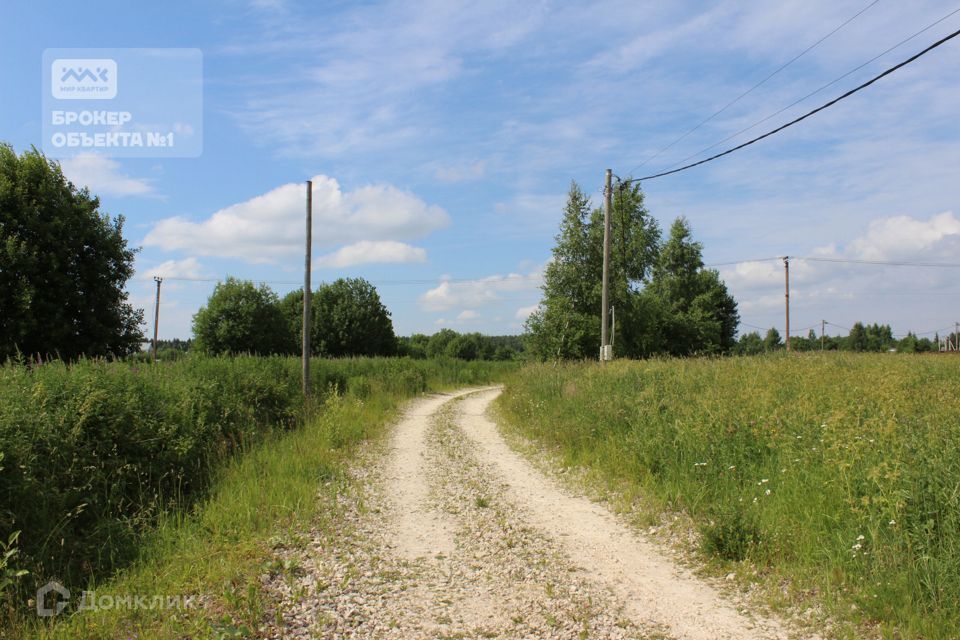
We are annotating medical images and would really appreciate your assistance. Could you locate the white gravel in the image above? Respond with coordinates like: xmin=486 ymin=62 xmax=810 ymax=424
xmin=260 ymin=387 xmax=804 ymax=639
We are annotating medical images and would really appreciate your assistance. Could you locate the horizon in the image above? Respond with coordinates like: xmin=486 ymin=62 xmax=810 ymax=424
xmin=3 ymin=0 xmax=959 ymax=341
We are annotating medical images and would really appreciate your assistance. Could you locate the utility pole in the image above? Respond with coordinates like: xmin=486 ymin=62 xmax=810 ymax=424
xmin=303 ymin=180 xmax=313 ymax=399
xmin=600 ymin=169 xmax=612 ymax=361
xmin=783 ymin=256 xmax=791 ymax=352
xmin=821 ymin=319 xmax=825 ymax=351
xmin=610 ymin=306 xmax=616 ymax=350
xmin=152 ymin=277 xmax=162 ymax=363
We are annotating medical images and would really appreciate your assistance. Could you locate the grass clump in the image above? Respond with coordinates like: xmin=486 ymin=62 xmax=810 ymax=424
xmin=497 ymin=353 xmax=960 ymax=637
xmin=0 ymin=355 xmax=512 ymax=635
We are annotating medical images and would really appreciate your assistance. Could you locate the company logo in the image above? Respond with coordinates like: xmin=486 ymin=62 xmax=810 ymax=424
xmin=36 ymin=581 xmax=70 ymax=617
xmin=52 ymin=59 xmax=117 ymax=99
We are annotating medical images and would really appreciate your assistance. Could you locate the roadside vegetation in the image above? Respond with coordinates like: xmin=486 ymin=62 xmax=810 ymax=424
xmin=0 ymin=355 xmax=512 ymax=637
xmin=497 ymin=353 xmax=960 ymax=638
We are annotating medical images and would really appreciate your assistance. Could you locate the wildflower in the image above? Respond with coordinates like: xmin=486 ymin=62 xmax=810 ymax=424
xmin=761 ymin=478 xmax=769 ymax=484
xmin=889 ymin=519 xmax=896 ymax=526
xmin=765 ymin=489 xmax=771 ymax=496
xmin=728 ymin=465 xmax=736 ymax=470
xmin=857 ymin=534 xmax=865 ymax=541
xmin=852 ymin=543 xmax=862 ymax=550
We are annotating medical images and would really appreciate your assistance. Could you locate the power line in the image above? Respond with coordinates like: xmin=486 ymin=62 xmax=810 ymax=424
xmin=624 ymin=21 xmax=960 ymax=183
xmin=626 ymin=0 xmax=881 ymax=175
xmin=653 ymin=6 xmax=960 ymax=177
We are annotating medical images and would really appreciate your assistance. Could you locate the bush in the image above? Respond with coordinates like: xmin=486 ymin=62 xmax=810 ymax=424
xmin=0 ymin=355 xmax=515 ymax=597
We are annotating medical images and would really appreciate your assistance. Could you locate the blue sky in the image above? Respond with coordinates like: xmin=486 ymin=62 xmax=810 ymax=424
xmin=3 ymin=0 xmax=959 ymax=341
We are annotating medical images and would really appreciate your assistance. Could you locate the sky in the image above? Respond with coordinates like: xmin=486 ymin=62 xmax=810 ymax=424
xmin=2 ymin=0 xmax=959 ymax=341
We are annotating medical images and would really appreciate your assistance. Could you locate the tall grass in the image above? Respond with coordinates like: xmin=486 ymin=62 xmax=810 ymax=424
xmin=0 ymin=354 xmax=510 ymax=632
xmin=497 ymin=354 xmax=960 ymax=638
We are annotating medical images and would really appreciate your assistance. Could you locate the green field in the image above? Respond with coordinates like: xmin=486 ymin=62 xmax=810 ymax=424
xmin=497 ymin=354 xmax=960 ymax=638
xmin=0 ymin=355 xmax=512 ymax=637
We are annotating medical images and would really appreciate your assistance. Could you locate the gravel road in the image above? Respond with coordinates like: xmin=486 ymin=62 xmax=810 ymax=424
xmin=261 ymin=387 xmax=799 ymax=639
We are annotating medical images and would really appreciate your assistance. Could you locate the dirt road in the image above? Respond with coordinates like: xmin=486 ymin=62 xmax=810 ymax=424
xmin=263 ymin=388 xmax=797 ymax=639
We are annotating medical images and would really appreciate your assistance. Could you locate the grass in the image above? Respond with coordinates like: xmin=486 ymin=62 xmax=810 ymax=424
xmin=1 ymin=355 xmax=513 ymax=638
xmin=496 ymin=353 xmax=960 ymax=639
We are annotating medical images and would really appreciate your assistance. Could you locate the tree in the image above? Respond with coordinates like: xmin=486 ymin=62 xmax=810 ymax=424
xmin=763 ymin=327 xmax=782 ymax=351
xmin=314 ymin=278 xmax=396 ymax=357
xmin=848 ymin=322 xmax=868 ymax=352
xmin=427 ymin=328 xmax=459 ymax=358
xmin=0 ymin=144 xmax=143 ymax=360
xmin=192 ymin=277 xmax=288 ymax=354
xmin=736 ymin=331 xmax=764 ymax=355
xmin=277 ymin=279 xmax=396 ymax=357
xmin=525 ymin=181 xmax=661 ymax=359
xmin=445 ymin=333 xmax=484 ymax=360
xmin=640 ymin=218 xmax=739 ymax=356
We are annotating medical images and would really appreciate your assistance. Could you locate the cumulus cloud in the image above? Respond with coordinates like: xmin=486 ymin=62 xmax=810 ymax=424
xmin=456 ymin=309 xmax=478 ymax=322
xmin=144 ymin=176 xmax=449 ymax=263
xmin=59 ymin=154 xmax=154 ymax=197
xmin=315 ymin=240 xmax=427 ymax=268
xmin=721 ymin=211 xmax=960 ymax=329
xmin=514 ymin=304 xmax=539 ymax=320
xmin=141 ymin=257 xmax=206 ymax=280
xmin=843 ymin=212 xmax=960 ymax=261
xmin=419 ymin=269 xmax=542 ymax=312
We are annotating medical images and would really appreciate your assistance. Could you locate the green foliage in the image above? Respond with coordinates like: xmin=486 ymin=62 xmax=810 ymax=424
xmin=525 ymin=181 xmax=737 ymax=360
xmin=735 ymin=331 xmax=764 ymax=355
xmin=0 ymin=144 xmax=144 ymax=361
xmin=526 ymin=181 xmax=662 ymax=360
xmin=0 ymin=355 xmax=512 ymax=603
xmin=25 ymin=357 xmax=512 ymax=638
xmin=639 ymin=217 xmax=738 ymax=356
xmin=193 ymin=277 xmax=289 ymax=355
xmin=315 ymin=278 xmax=396 ymax=356
xmin=499 ymin=355 xmax=960 ymax=637
xmin=426 ymin=328 xmax=459 ymax=358
xmin=277 ymin=278 xmax=396 ymax=357
xmin=763 ymin=327 xmax=782 ymax=351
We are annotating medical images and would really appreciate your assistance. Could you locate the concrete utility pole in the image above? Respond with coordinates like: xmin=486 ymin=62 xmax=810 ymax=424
xmin=821 ymin=319 xmax=825 ymax=351
xmin=303 ymin=180 xmax=313 ymax=399
xmin=152 ymin=277 xmax=162 ymax=363
xmin=600 ymin=169 xmax=612 ymax=361
xmin=783 ymin=256 xmax=791 ymax=352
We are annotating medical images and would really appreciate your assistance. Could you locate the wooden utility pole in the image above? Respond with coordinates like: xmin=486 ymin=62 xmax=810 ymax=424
xmin=152 ymin=277 xmax=162 ymax=363
xmin=303 ymin=180 xmax=313 ymax=398
xmin=600 ymin=169 xmax=612 ymax=361
xmin=821 ymin=319 xmax=825 ymax=351
xmin=783 ymin=256 xmax=791 ymax=352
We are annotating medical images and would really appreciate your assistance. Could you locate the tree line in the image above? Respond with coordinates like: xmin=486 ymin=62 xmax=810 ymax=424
xmin=191 ymin=277 xmax=523 ymax=360
xmin=524 ymin=181 xmax=738 ymax=360
xmin=736 ymin=323 xmax=949 ymax=354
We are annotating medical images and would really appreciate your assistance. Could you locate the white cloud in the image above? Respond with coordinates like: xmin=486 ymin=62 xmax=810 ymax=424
xmin=315 ymin=240 xmax=427 ymax=268
xmin=59 ymin=154 xmax=154 ymax=197
xmin=435 ymin=161 xmax=486 ymax=182
xmin=722 ymin=211 xmax=960 ymax=332
xmin=844 ymin=212 xmax=960 ymax=261
xmin=420 ymin=268 xmax=542 ymax=312
xmin=515 ymin=304 xmax=538 ymax=320
xmin=141 ymin=257 xmax=206 ymax=280
xmin=144 ymin=175 xmax=449 ymax=262
xmin=456 ymin=309 xmax=478 ymax=322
